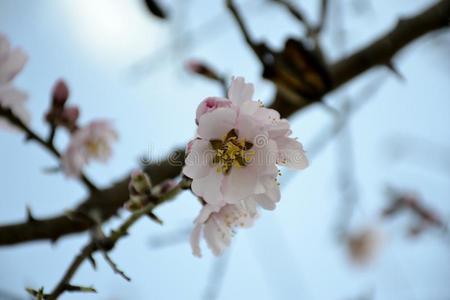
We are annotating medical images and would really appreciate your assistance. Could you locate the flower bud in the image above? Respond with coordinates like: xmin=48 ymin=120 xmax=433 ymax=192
xmin=185 ymin=60 xmax=220 ymax=81
xmin=60 ymin=106 xmax=80 ymax=131
xmin=52 ymin=79 xmax=69 ymax=107
xmin=195 ymin=97 xmax=232 ymax=125
xmin=130 ymin=169 xmax=152 ymax=195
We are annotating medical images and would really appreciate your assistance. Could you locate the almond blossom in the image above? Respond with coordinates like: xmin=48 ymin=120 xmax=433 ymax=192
xmin=184 ymin=76 xmax=308 ymax=256
xmin=61 ymin=120 xmax=118 ymax=177
xmin=0 ymin=33 xmax=30 ymax=129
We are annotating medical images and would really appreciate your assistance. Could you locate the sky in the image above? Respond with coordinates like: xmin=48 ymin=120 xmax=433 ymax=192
xmin=0 ymin=0 xmax=449 ymax=299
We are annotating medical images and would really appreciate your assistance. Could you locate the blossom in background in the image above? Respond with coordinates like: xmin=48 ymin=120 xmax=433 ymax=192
xmin=184 ymin=76 xmax=308 ymax=256
xmin=347 ymin=227 xmax=384 ymax=265
xmin=0 ymin=33 xmax=30 ymax=129
xmin=61 ymin=120 xmax=118 ymax=177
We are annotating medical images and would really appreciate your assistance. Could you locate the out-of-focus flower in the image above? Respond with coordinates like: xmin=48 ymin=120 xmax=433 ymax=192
xmin=61 ymin=120 xmax=118 ymax=177
xmin=347 ymin=227 xmax=384 ymax=265
xmin=0 ymin=34 xmax=30 ymax=129
xmin=190 ymin=202 xmax=258 ymax=257
xmin=0 ymin=84 xmax=30 ymax=129
xmin=184 ymin=76 xmax=308 ymax=256
xmin=0 ymin=34 xmax=27 ymax=84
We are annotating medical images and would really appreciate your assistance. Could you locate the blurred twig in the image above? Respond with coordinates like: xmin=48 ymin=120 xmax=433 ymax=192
xmin=42 ymin=178 xmax=189 ymax=300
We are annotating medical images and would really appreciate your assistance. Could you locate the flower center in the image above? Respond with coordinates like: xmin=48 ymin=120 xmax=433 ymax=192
xmin=210 ymin=129 xmax=255 ymax=175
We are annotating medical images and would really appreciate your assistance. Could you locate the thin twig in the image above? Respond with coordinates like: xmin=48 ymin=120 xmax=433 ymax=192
xmin=226 ymin=0 xmax=269 ymax=63
xmin=45 ymin=178 xmax=189 ymax=300
xmin=314 ymin=0 xmax=329 ymax=35
xmin=99 ymin=250 xmax=131 ymax=281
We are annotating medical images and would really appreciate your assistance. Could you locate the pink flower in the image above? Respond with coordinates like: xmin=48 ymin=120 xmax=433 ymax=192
xmin=184 ymin=76 xmax=308 ymax=256
xmin=0 ymin=34 xmax=30 ymax=130
xmin=190 ymin=201 xmax=258 ymax=257
xmin=61 ymin=120 xmax=118 ymax=177
xmin=0 ymin=34 xmax=27 ymax=84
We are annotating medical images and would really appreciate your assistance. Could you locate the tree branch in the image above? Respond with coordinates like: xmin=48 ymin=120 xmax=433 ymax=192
xmin=269 ymin=0 xmax=449 ymax=117
xmin=330 ymin=0 xmax=449 ymax=91
xmin=0 ymin=149 xmax=184 ymax=246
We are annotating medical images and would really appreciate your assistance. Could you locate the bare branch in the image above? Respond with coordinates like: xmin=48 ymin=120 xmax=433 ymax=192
xmin=269 ymin=0 xmax=449 ymax=117
xmin=330 ymin=0 xmax=449 ymax=91
xmin=226 ymin=0 xmax=271 ymax=64
xmin=271 ymin=0 xmax=314 ymax=32
xmin=314 ymin=0 xmax=329 ymax=35
xmin=0 ymin=148 xmax=184 ymax=246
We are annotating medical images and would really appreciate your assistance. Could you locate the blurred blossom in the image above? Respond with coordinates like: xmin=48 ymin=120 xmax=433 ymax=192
xmin=0 ymin=33 xmax=27 ymax=83
xmin=347 ymin=227 xmax=384 ymax=265
xmin=0 ymin=33 xmax=30 ymax=129
xmin=61 ymin=120 xmax=118 ymax=177
xmin=184 ymin=77 xmax=308 ymax=256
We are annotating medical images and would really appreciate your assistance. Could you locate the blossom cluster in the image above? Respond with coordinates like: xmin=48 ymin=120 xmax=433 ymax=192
xmin=0 ymin=34 xmax=117 ymax=179
xmin=183 ymin=77 xmax=308 ymax=257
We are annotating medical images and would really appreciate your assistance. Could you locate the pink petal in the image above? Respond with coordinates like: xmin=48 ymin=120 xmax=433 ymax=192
xmin=191 ymin=169 xmax=224 ymax=206
xmin=223 ymin=166 xmax=257 ymax=203
xmin=276 ymin=137 xmax=309 ymax=169
xmin=190 ymin=223 xmax=203 ymax=257
xmin=183 ymin=140 xmax=213 ymax=179
xmin=228 ymin=76 xmax=254 ymax=105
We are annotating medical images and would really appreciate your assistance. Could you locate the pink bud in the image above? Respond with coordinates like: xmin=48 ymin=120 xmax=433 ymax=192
xmin=52 ymin=79 xmax=69 ymax=107
xmin=195 ymin=97 xmax=232 ymax=125
xmin=62 ymin=106 xmax=79 ymax=123
xmin=185 ymin=59 xmax=219 ymax=80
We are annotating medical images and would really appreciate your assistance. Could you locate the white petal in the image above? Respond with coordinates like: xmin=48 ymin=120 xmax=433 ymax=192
xmin=191 ymin=169 xmax=224 ymax=206
xmin=235 ymin=114 xmax=261 ymax=142
xmin=254 ymin=194 xmax=276 ymax=210
xmin=228 ymin=76 xmax=254 ymax=105
xmin=190 ymin=223 xmax=203 ymax=257
xmin=223 ymin=166 xmax=257 ymax=203
xmin=183 ymin=140 xmax=213 ymax=179
xmin=197 ymin=107 xmax=237 ymax=140
xmin=240 ymin=100 xmax=259 ymax=115
xmin=276 ymin=137 xmax=309 ymax=169
xmin=204 ymin=215 xmax=230 ymax=256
